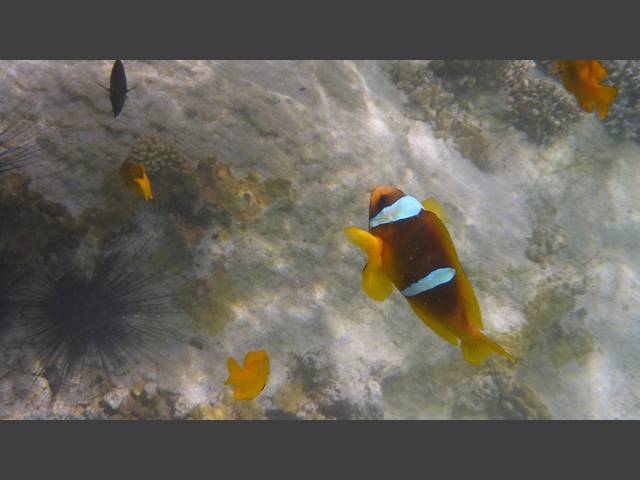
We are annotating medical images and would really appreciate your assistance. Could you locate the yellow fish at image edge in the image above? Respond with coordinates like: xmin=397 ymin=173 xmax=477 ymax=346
xmin=225 ymin=350 xmax=270 ymax=400
xmin=119 ymin=160 xmax=153 ymax=201
xmin=557 ymin=60 xmax=618 ymax=120
xmin=344 ymin=186 xmax=513 ymax=366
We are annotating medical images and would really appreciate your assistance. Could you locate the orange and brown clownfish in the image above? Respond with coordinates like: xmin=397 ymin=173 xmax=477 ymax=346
xmin=344 ymin=186 xmax=513 ymax=365
xmin=556 ymin=60 xmax=618 ymax=120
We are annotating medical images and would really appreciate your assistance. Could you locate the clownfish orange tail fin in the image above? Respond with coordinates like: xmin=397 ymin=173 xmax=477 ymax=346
xmin=461 ymin=332 xmax=514 ymax=366
xmin=343 ymin=227 xmax=393 ymax=302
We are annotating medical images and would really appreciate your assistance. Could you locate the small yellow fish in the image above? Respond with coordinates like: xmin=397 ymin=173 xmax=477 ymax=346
xmin=224 ymin=350 xmax=270 ymax=400
xmin=119 ymin=160 xmax=153 ymax=201
xmin=556 ymin=60 xmax=618 ymax=120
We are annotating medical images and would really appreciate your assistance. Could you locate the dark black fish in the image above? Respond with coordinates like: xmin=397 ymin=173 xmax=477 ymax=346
xmin=108 ymin=60 xmax=130 ymax=118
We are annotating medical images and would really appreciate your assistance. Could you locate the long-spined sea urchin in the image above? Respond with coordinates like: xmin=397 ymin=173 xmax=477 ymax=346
xmin=19 ymin=234 xmax=185 ymax=389
xmin=0 ymin=226 xmax=28 ymax=337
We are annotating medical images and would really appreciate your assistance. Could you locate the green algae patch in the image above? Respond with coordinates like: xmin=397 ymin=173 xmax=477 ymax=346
xmin=273 ymin=379 xmax=306 ymax=414
xmin=196 ymin=156 xmax=296 ymax=224
xmin=314 ymin=61 xmax=367 ymax=111
xmin=519 ymin=275 xmax=593 ymax=368
xmin=79 ymin=170 xmax=142 ymax=241
xmin=381 ymin=353 xmax=551 ymax=420
xmin=188 ymin=389 xmax=266 ymax=420
xmin=187 ymin=403 xmax=225 ymax=420
xmin=145 ymin=223 xmax=194 ymax=275
xmin=548 ymin=324 xmax=594 ymax=368
xmin=0 ymin=172 xmax=80 ymax=268
xmin=181 ymin=271 xmax=245 ymax=335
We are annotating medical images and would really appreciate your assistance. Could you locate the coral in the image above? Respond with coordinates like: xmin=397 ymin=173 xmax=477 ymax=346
xmin=452 ymin=370 xmax=551 ymax=420
xmin=188 ymin=390 xmax=266 ymax=420
xmin=385 ymin=61 xmax=497 ymax=171
xmin=0 ymin=173 xmax=79 ymax=267
xmin=264 ymin=409 xmax=303 ymax=420
xmin=600 ymin=60 xmax=640 ymax=142
xmin=511 ymin=272 xmax=594 ymax=370
xmin=127 ymin=133 xmax=191 ymax=175
xmin=547 ymin=314 xmax=594 ymax=368
xmin=143 ymin=222 xmax=194 ymax=274
xmin=281 ymin=353 xmax=382 ymax=420
xmin=196 ymin=156 xmax=296 ymax=224
xmin=100 ymin=382 xmax=175 ymax=420
xmin=389 ymin=61 xmax=580 ymax=149
xmin=505 ymin=77 xmax=582 ymax=145
xmin=381 ymin=354 xmax=550 ymax=420
xmin=524 ymin=193 xmax=569 ymax=267
xmin=428 ymin=60 xmax=534 ymax=94
xmin=188 ymin=403 xmax=227 ymax=420
xmin=525 ymin=224 xmax=567 ymax=267
xmin=273 ymin=379 xmax=306 ymax=414
xmin=78 ymin=171 xmax=141 ymax=241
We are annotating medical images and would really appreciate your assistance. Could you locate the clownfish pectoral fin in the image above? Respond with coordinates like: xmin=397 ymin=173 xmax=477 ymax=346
xmin=344 ymin=226 xmax=392 ymax=301
xmin=407 ymin=301 xmax=459 ymax=346
xmin=421 ymin=197 xmax=447 ymax=223
xmin=595 ymin=85 xmax=618 ymax=119
xmin=225 ymin=357 xmax=242 ymax=385
xmin=362 ymin=260 xmax=393 ymax=301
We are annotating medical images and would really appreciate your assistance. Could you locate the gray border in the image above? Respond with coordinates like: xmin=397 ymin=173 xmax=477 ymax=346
xmin=1 ymin=421 xmax=634 ymax=474
xmin=0 ymin=1 xmax=638 ymax=58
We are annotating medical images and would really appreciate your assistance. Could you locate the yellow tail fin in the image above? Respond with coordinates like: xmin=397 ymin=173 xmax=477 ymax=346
xmin=461 ymin=332 xmax=513 ymax=365
xmin=344 ymin=227 xmax=393 ymax=301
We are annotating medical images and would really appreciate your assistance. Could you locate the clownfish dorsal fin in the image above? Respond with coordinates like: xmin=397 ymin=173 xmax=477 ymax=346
xmin=344 ymin=227 xmax=393 ymax=302
xmin=421 ymin=197 xmax=447 ymax=223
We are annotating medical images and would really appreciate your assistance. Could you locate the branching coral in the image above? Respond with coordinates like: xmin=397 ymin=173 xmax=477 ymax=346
xmin=601 ymin=60 xmax=640 ymax=142
xmin=428 ymin=60 xmax=533 ymax=94
xmin=505 ymin=77 xmax=582 ymax=145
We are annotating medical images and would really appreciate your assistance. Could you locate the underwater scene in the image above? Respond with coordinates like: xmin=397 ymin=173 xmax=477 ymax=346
xmin=0 ymin=60 xmax=637 ymax=420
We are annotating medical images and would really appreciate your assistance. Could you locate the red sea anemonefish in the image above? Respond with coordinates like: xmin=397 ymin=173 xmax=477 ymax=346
xmin=344 ymin=186 xmax=513 ymax=365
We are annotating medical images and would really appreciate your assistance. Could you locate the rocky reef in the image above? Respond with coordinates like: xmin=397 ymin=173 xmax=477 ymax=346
xmin=505 ymin=77 xmax=582 ymax=145
xmin=602 ymin=60 xmax=640 ymax=142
